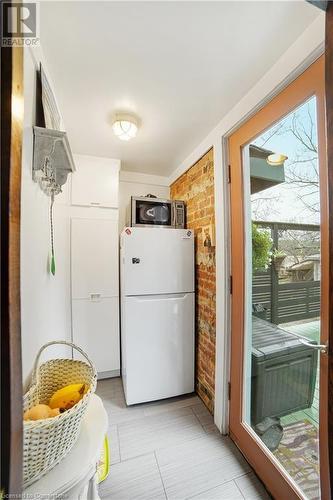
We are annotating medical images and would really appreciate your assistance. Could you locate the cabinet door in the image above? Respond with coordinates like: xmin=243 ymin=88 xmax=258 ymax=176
xmin=71 ymin=218 xmax=118 ymax=299
xmin=72 ymin=154 xmax=120 ymax=208
xmin=72 ymin=297 xmax=120 ymax=374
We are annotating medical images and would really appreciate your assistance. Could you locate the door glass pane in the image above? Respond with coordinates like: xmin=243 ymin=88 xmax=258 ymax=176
xmin=243 ymin=96 xmax=321 ymax=500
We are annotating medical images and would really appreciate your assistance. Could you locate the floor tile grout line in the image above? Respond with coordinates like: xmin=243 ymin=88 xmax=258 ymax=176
xmin=115 ymin=411 xmax=204 ymax=433
xmin=234 ymin=472 xmax=273 ymax=499
xmin=142 ymin=401 xmax=201 ymax=418
xmin=111 ymin=450 xmax=164 ymax=466
xmin=190 ymin=405 xmax=210 ymax=434
xmin=185 ymin=478 xmax=245 ymax=500
xmin=116 ymin=424 xmax=123 ymax=462
xmin=154 ymin=450 xmax=168 ymax=500
xmin=114 ymin=431 xmax=219 ymax=465
xmin=233 ymin=476 xmax=247 ymax=500
xmin=178 ymin=466 xmax=253 ymax=499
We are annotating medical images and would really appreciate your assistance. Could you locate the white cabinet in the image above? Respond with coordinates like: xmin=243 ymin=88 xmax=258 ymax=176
xmin=72 ymin=297 xmax=120 ymax=375
xmin=71 ymin=216 xmax=120 ymax=375
xmin=72 ymin=154 xmax=120 ymax=208
xmin=71 ymin=218 xmax=118 ymax=299
xmin=70 ymin=154 xmax=120 ymax=376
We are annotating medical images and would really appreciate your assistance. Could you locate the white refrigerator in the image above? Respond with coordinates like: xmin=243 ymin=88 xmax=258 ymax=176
xmin=120 ymin=227 xmax=195 ymax=405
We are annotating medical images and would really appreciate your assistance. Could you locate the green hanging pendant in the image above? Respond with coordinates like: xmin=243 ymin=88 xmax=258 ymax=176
xmin=50 ymin=253 xmax=56 ymax=275
xmin=50 ymin=194 xmax=56 ymax=276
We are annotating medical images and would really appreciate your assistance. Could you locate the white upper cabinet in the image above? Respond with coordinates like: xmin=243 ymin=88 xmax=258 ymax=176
xmin=72 ymin=154 xmax=120 ymax=208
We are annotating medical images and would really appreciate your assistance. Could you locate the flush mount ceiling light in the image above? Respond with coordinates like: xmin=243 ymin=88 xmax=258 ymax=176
xmin=267 ymin=153 xmax=288 ymax=166
xmin=112 ymin=114 xmax=139 ymax=141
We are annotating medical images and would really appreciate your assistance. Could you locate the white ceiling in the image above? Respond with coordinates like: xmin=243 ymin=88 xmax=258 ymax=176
xmin=40 ymin=1 xmax=320 ymax=176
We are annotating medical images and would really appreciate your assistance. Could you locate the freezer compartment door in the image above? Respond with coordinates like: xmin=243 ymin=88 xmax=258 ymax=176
xmin=122 ymin=292 xmax=195 ymax=405
xmin=121 ymin=227 xmax=194 ymax=296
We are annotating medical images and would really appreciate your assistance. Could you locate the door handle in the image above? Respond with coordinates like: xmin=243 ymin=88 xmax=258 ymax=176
xmin=134 ymin=293 xmax=188 ymax=301
xmin=299 ymin=338 xmax=328 ymax=354
xmin=90 ymin=293 xmax=101 ymax=301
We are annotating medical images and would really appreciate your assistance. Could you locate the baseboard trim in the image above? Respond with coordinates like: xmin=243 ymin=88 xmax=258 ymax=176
xmin=97 ymin=369 xmax=120 ymax=380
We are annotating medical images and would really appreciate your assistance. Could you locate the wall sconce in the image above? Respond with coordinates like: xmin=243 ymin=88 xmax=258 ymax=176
xmin=32 ymin=126 xmax=75 ymax=196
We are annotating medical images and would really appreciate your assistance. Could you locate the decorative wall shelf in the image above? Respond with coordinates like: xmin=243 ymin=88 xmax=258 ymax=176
xmin=32 ymin=126 xmax=75 ymax=196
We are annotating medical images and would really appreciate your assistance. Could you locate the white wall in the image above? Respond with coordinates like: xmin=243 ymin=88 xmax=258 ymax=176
xmin=167 ymin=14 xmax=325 ymax=434
xmin=119 ymin=171 xmax=170 ymax=231
xmin=21 ymin=47 xmax=72 ymax=384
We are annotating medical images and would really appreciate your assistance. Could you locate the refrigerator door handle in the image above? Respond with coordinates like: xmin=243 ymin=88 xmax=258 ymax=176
xmin=130 ymin=293 xmax=191 ymax=301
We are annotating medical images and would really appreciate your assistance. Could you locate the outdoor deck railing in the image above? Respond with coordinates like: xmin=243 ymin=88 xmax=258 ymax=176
xmin=252 ymin=221 xmax=320 ymax=325
xmin=253 ymin=273 xmax=320 ymax=324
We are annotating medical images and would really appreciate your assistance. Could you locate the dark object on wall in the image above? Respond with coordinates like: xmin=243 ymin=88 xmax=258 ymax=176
xmin=40 ymin=64 xmax=61 ymax=130
xmin=35 ymin=69 xmax=46 ymax=128
xmin=251 ymin=317 xmax=317 ymax=425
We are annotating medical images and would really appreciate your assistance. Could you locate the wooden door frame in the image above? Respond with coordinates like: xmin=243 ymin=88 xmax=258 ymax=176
xmin=325 ymin=3 xmax=333 ymax=492
xmin=0 ymin=28 xmax=24 ymax=497
xmin=228 ymin=56 xmax=330 ymax=499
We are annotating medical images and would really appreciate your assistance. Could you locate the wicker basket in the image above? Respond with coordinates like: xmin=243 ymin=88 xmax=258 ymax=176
xmin=23 ymin=340 xmax=97 ymax=488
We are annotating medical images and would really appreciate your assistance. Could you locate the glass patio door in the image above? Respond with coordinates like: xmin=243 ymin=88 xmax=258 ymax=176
xmin=228 ymin=56 xmax=329 ymax=499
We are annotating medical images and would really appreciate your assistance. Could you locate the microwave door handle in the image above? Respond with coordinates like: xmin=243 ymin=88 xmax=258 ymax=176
xmin=172 ymin=203 xmax=176 ymax=228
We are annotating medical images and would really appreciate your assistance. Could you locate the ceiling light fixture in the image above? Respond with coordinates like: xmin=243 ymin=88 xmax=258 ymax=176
xmin=267 ymin=153 xmax=288 ymax=166
xmin=112 ymin=113 xmax=138 ymax=141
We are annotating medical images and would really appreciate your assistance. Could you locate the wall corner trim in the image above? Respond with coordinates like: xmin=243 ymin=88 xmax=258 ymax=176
xmin=120 ymin=170 xmax=170 ymax=187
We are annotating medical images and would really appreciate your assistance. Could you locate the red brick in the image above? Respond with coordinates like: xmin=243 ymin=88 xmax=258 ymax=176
xmin=171 ymin=148 xmax=216 ymax=414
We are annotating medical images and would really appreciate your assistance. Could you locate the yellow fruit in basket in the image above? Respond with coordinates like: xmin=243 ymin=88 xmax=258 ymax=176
xmin=49 ymin=383 xmax=87 ymax=410
xmin=24 ymin=404 xmax=60 ymax=421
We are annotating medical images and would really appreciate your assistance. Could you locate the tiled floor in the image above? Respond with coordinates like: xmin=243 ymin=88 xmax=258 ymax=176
xmin=96 ymin=378 xmax=270 ymax=500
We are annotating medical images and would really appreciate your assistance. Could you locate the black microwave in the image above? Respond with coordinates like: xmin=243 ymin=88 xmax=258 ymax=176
xmin=130 ymin=196 xmax=185 ymax=228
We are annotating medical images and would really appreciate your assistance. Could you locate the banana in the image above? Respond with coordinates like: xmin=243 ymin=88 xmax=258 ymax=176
xmin=49 ymin=383 xmax=87 ymax=410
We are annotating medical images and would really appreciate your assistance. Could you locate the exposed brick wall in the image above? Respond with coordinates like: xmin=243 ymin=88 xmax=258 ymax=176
xmin=170 ymin=149 xmax=216 ymax=413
